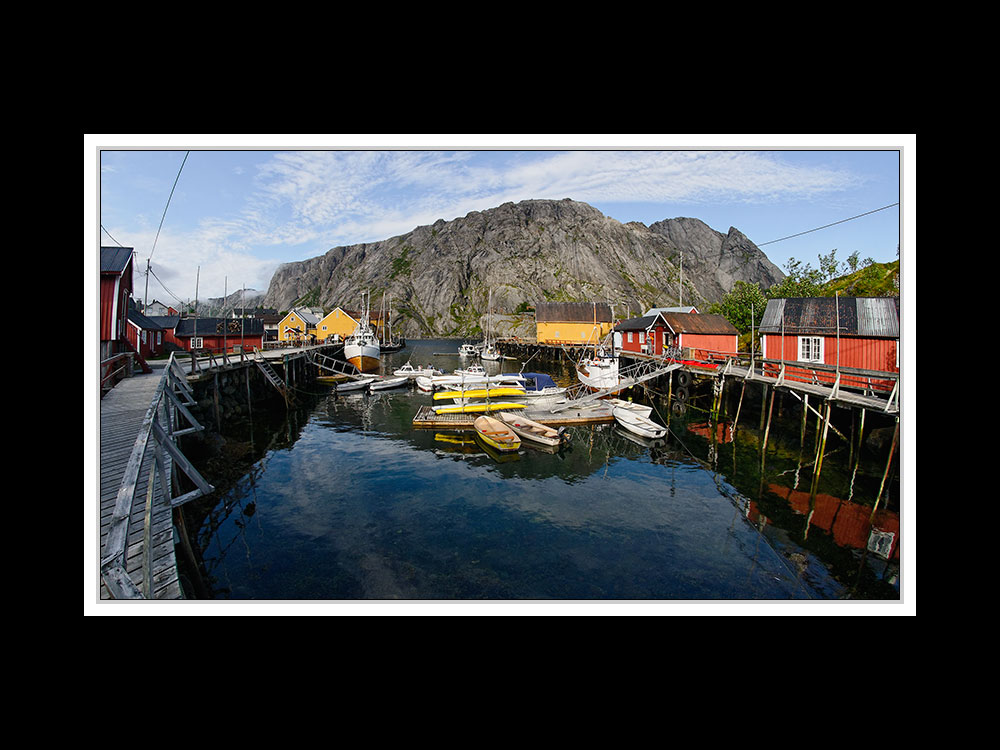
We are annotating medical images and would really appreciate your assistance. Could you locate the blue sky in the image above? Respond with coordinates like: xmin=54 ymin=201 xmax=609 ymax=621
xmin=90 ymin=136 xmax=911 ymax=306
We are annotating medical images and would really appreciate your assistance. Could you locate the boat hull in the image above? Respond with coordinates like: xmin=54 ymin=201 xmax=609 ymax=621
xmin=612 ymin=406 xmax=667 ymax=439
xmin=496 ymin=411 xmax=566 ymax=447
xmin=473 ymin=415 xmax=521 ymax=452
xmin=576 ymin=359 xmax=619 ymax=390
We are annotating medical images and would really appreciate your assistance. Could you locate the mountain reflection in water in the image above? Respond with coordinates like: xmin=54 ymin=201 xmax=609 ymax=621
xmin=186 ymin=339 xmax=901 ymax=604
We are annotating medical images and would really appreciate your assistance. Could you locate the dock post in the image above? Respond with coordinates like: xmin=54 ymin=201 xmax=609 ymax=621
xmin=808 ymin=400 xmax=833 ymax=508
xmin=869 ymin=418 xmax=899 ymax=522
xmin=848 ymin=408 xmax=866 ymax=502
xmin=760 ymin=385 xmax=777 ymax=474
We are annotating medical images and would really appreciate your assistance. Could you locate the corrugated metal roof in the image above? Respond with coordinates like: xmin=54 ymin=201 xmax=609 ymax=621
xmin=535 ymin=302 xmax=612 ymax=322
xmin=101 ymin=246 xmax=134 ymax=274
xmin=759 ymin=297 xmax=898 ymax=338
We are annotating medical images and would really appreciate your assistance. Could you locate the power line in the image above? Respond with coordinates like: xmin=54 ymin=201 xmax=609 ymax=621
xmin=758 ymin=203 xmax=899 ymax=246
xmin=148 ymin=151 xmax=189 ymax=262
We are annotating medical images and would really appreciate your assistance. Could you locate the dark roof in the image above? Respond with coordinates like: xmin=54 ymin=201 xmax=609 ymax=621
xmin=147 ymin=315 xmax=180 ymax=330
xmin=174 ymin=317 xmax=265 ymax=337
xmin=101 ymin=246 xmax=134 ymax=274
xmin=614 ymin=315 xmax=660 ymax=332
xmin=128 ymin=308 xmax=163 ymax=330
xmin=759 ymin=297 xmax=899 ymax=338
xmin=535 ymin=302 xmax=612 ymax=323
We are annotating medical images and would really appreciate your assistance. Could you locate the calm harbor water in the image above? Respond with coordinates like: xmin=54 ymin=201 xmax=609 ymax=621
xmin=183 ymin=339 xmax=902 ymax=606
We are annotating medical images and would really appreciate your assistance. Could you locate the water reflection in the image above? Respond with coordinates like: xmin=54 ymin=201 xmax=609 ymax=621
xmin=185 ymin=339 xmax=901 ymax=601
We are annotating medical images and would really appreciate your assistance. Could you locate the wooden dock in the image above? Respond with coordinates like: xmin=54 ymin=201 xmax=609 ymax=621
xmin=99 ymin=361 xmax=182 ymax=600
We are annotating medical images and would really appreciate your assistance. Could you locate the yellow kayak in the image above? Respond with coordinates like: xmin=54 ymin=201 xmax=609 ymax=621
xmin=433 ymin=387 xmax=526 ymax=401
xmin=473 ymin=415 xmax=521 ymax=452
xmin=432 ymin=401 xmax=527 ymax=415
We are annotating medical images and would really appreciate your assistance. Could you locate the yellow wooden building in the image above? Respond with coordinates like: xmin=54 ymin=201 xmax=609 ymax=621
xmin=535 ymin=302 xmax=614 ymax=345
xmin=315 ymin=306 xmax=386 ymax=342
xmin=277 ymin=307 xmax=323 ymax=343
xmin=317 ymin=307 xmax=362 ymax=341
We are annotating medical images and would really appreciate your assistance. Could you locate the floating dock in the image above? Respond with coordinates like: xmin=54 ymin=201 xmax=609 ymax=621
xmin=412 ymin=403 xmax=614 ymax=429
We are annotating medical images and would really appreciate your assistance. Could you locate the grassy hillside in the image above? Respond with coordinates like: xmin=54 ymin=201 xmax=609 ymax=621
xmin=822 ymin=259 xmax=900 ymax=297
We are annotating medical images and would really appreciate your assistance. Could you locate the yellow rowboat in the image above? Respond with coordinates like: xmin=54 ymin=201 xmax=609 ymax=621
xmin=431 ymin=401 xmax=527 ymax=415
xmin=473 ymin=415 xmax=521 ymax=452
xmin=433 ymin=387 xmax=526 ymax=401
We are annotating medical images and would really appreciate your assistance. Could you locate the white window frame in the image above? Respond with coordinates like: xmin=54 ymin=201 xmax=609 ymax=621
xmin=638 ymin=331 xmax=645 ymax=344
xmin=627 ymin=331 xmax=633 ymax=343
xmin=191 ymin=336 xmax=204 ymax=349
xmin=797 ymin=336 xmax=824 ymax=363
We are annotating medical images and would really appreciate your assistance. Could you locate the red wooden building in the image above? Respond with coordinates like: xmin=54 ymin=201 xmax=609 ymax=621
xmin=100 ymin=246 xmax=135 ymax=360
xmin=173 ymin=317 xmax=265 ymax=354
xmin=615 ymin=311 xmax=739 ymax=360
xmin=126 ymin=306 xmax=166 ymax=360
xmin=758 ymin=297 xmax=899 ymax=391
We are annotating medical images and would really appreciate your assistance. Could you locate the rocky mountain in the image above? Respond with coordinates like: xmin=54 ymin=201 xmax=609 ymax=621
xmin=262 ymin=198 xmax=785 ymax=337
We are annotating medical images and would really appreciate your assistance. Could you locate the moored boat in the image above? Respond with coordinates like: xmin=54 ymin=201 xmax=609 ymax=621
xmin=458 ymin=343 xmax=480 ymax=357
xmin=604 ymin=398 xmax=653 ymax=419
xmin=369 ymin=375 xmax=410 ymax=390
xmin=577 ymin=348 xmax=619 ymax=390
xmin=335 ymin=376 xmax=378 ymax=393
xmin=344 ymin=291 xmax=380 ymax=372
xmin=473 ymin=414 xmax=521 ymax=452
xmin=612 ymin=405 xmax=667 ymax=439
xmin=495 ymin=411 xmax=568 ymax=448
xmin=394 ymin=362 xmax=442 ymax=378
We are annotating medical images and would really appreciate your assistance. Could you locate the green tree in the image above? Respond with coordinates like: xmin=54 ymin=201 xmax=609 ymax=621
xmin=765 ymin=257 xmax=826 ymax=299
xmin=708 ymin=280 xmax=768 ymax=334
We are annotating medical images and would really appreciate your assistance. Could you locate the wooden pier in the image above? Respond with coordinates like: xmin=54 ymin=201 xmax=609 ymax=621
xmin=99 ymin=360 xmax=184 ymax=599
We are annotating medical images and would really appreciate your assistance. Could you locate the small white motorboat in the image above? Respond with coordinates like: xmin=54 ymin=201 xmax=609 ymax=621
xmin=604 ymin=398 xmax=653 ymax=419
xmin=458 ymin=343 xmax=481 ymax=357
xmin=369 ymin=375 xmax=410 ymax=391
xmin=454 ymin=364 xmax=487 ymax=377
xmin=415 ymin=376 xmax=434 ymax=392
xmin=394 ymin=362 xmax=442 ymax=378
xmin=612 ymin=405 xmax=667 ymax=439
xmin=335 ymin=376 xmax=377 ymax=393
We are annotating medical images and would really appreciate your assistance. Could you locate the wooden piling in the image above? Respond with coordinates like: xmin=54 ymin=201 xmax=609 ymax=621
xmin=870 ymin=419 xmax=899 ymax=522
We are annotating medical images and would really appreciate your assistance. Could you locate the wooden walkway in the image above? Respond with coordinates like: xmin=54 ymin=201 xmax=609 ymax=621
xmin=99 ymin=361 xmax=182 ymax=600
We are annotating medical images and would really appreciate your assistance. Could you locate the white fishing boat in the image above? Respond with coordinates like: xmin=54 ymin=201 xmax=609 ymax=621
xmin=458 ymin=343 xmax=481 ymax=357
xmin=344 ymin=291 xmax=380 ymax=372
xmin=394 ymin=362 xmax=442 ymax=378
xmin=577 ymin=346 xmax=619 ymax=390
xmin=604 ymin=398 xmax=653 ymax=419
xmin=335 ymin=376 xmax=377 ymax=393
xmin=612 ymin=405 xmax=667 ymax=439
xmin=369 ymin=375 xmax=409 ymax=391
xmin=495 ymin=411 xmax=568 ymax=448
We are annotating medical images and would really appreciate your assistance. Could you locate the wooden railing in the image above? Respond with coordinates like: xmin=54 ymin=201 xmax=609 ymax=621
xmin=100 ymin=351 xmax=215 ymax=599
